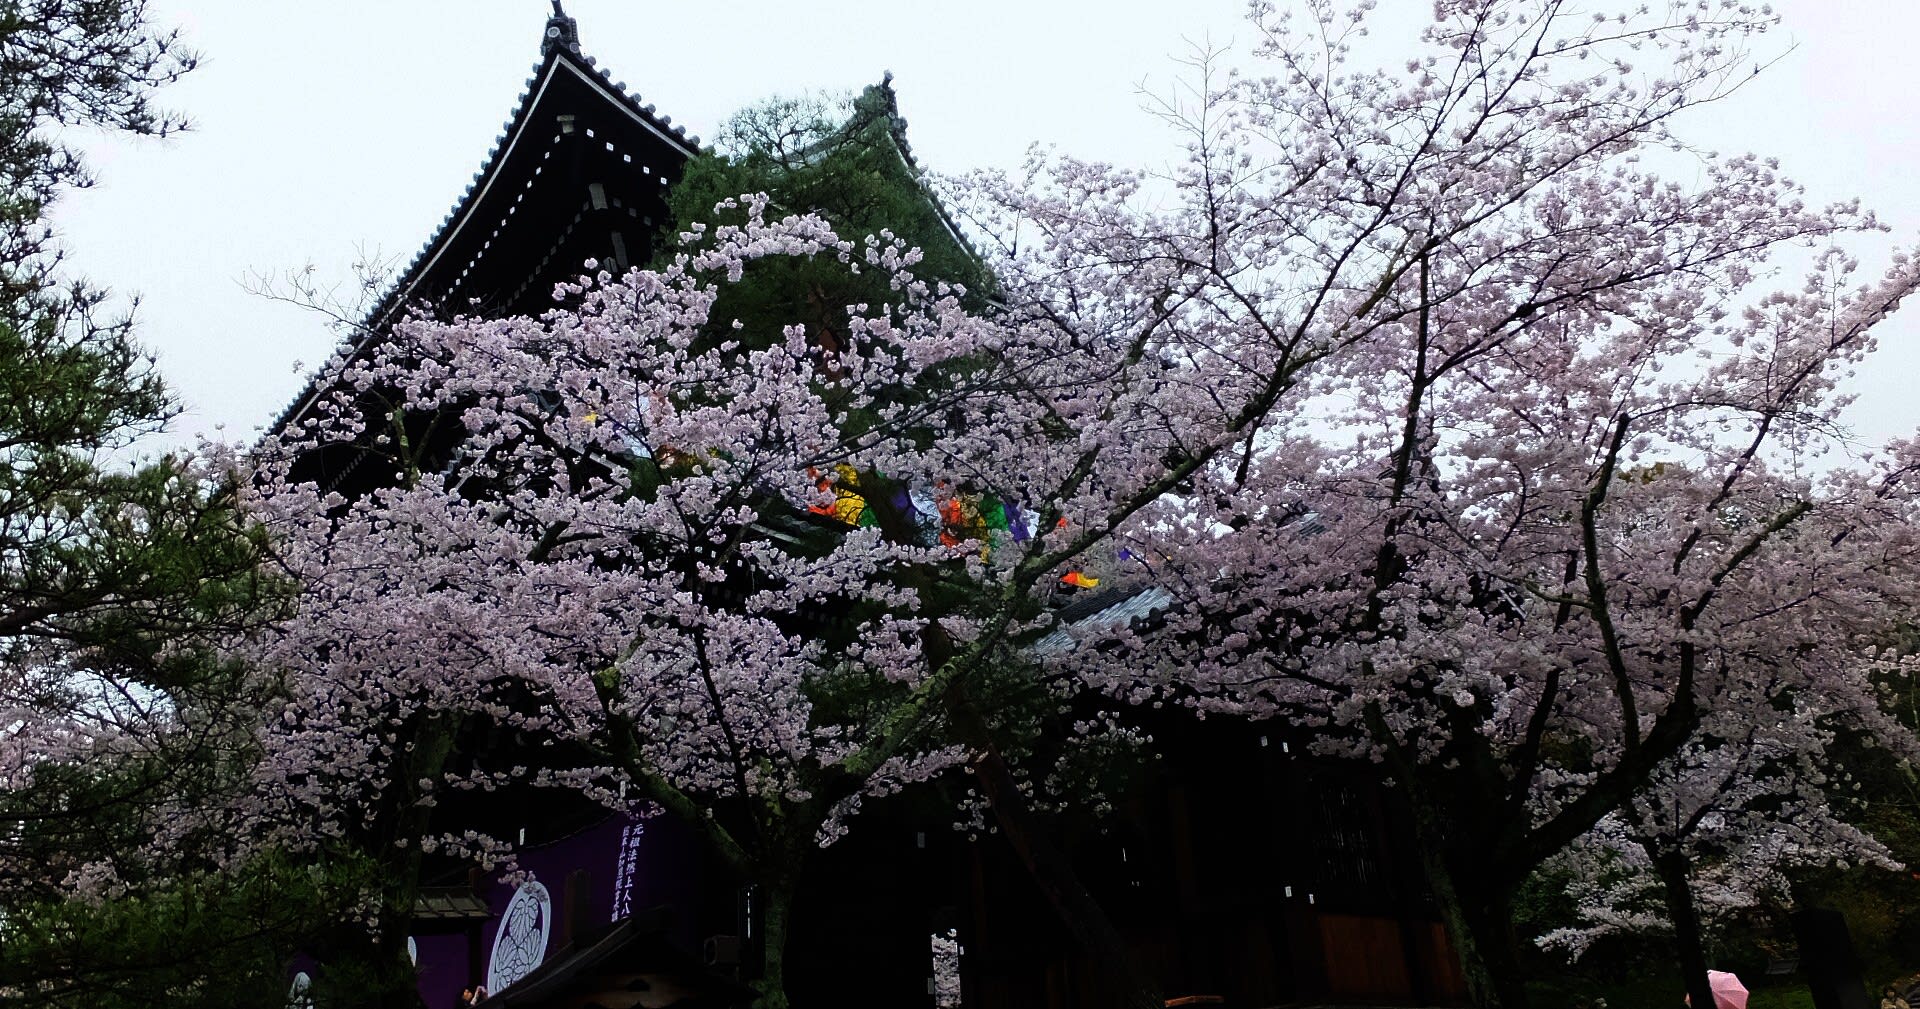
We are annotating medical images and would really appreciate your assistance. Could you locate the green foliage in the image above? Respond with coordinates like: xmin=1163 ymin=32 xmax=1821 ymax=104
xmin=0 ymin=5 xmax=312 ymax=1006
xmin=1525 ymin=975 xmax=1823 ymax=1009
xmin=0 ymin=852 xmax=373 ymax=1009
xmin=0 ymin=4 xmax=267 ymax=674
xmin=1 ymin=0 xmax=196 ymax=327
xmin=662 ymin=85 xmax=991 ymax=376
xmin=1760 ymin=637 xmax=1920 ymax=986
xmin=668 ymin=85 xmax=988 ymax=297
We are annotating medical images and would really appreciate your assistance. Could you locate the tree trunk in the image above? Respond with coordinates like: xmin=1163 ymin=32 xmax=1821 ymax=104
xmin=751 ymin=877 xmax=796 ymax=1009
xmin=926 ymin=637 xmax=1160 ymax=1009
xmin=1418 ymin=844 xmax=1531 ymax=1009
xmin=1651 ymin=847 xmax=1717 ymax=1009
xmin=338 ymin=714 xmax=458 ymax=1009
xmin=1791 ymin=905 xmax=1874 ymax=1009
xmin=1358 ymin=704 xmax=1535 ymax=1008
xmin=969 ymin=745 xmax=1164 ymax=1009
xmin=373 ymin=937 xmax=429 ymax=1009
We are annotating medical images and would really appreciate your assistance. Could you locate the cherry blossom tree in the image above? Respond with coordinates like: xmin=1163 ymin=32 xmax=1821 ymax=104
xmin=243 ymin=3 xmax=1920 ymax=1008
xmin=970 ymin=3 xmax=1920 ymax=1005
xmin=245 ymin=195 xmax=1236 ymax=1007
xmin=1539 ymin=700 xmax=1901 ymax=1006
xmin=1121 ymin=420 xmax=1920 ymax=1004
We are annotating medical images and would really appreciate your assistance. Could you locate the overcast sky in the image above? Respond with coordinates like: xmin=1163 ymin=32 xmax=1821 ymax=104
xmin=46 ymin=0 xmax=1920 ymax=450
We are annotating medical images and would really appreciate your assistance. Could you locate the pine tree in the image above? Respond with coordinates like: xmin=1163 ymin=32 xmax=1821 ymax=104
xmin=0 ymin=7 xmax=334 ymax=1006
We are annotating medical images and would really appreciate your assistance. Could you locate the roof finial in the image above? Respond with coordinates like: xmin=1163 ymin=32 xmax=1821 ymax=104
xmin=859 ymin=72 xmax=901 ymax=121
xmin=542 ymin=1 xmax=580 ymax=56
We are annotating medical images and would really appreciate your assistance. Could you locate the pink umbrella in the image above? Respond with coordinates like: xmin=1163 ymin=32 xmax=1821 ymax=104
xmin=1683 ymin=971 xmax=1749 ymax=1009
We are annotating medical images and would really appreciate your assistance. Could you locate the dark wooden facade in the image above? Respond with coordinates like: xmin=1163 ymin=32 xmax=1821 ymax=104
xmin=767 ymin=715 xmax=1468 ymax=1007
xmin=956 ymin=719 xmax=1469 ymax=1007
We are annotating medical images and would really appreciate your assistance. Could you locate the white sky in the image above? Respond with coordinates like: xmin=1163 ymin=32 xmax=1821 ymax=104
xmin=46 ymin=0 xmax=1920 ymax=450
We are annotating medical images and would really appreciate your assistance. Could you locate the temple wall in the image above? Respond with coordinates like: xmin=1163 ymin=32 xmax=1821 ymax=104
xmin=410 ymin=810 xmax=706 ymax=1008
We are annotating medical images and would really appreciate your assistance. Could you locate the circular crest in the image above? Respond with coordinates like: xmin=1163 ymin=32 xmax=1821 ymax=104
xmin=486 ymin=880 xmax=553 ymax=993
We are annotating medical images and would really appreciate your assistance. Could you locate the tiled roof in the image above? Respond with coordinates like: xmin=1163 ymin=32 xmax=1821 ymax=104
xmin=412 ymin=887 xmax=492 ymax=921
xmin=1034 ymin=585 xmax=1176 ymax=656
xmin=270 ymin=8 xmax=704 ymax=437
xmin=849 ymin=72 xmax=979 ymax=268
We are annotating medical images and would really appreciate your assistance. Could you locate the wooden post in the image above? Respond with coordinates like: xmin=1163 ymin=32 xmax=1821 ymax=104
xmin=560 ymin=868 xmax=591 ymax=950
xmin=467 ymin=867 xmax=488 ymax=988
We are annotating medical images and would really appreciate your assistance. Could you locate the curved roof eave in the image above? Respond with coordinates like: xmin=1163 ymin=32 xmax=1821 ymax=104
xmin=270 ymin=28 xmax=705 ymax=438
